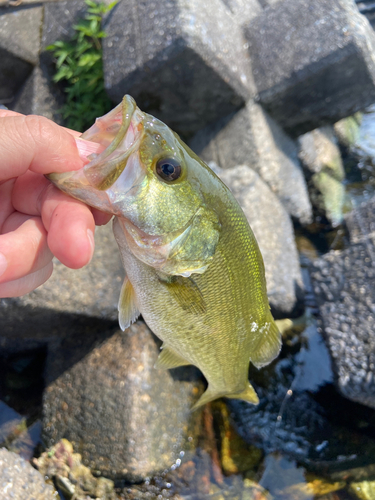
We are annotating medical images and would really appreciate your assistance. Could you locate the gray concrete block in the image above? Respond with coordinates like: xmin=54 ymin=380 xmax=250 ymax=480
xmin=43 ymin=322 xmax=204 ymax=481
xmin=212 ymin=164 xmax=304 ymax=318
xmin=298 ymin=126 xmax=345 ymax=226
xmin=345 ymin=196 xmax=375 ymax=244
xmin=310 ymin=208 xmax=375 ymax=408
xmin=0 ymin=49 xmax=32 ymax=104
xmin=244 ymin=0 xmax=375 ymax=135
xmin=11 ymin=64 xmax=65 ymax=124
xmin=40 ymin=0 xmax=91 ymax=104
xmin=189 ymin=100 xmax=312 ymax=224
xmin=220 ymin=0 xmax=262 ymax=25
xmin=0 ymin=5 xmax=42 ymax=102
xmin=103 ymin=0 xmax=254 ymax=138
xmin=0 ymin=448 xmax=57 ymax=500
xmin=41 ymin=0 xmax=88 ymax=50
xmin=0 ymin=224 xmax=123 ymax=346
xmin=0 ymin=5 xmax=42 ymax=64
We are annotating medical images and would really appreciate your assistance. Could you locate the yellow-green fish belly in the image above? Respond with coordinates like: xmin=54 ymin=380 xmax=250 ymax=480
xmin=113 ymin=189 xmax=280 ymax=409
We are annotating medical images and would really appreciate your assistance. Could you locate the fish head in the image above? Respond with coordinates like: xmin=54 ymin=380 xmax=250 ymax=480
xmin=48 ymin=95 xmax=221 ymax=277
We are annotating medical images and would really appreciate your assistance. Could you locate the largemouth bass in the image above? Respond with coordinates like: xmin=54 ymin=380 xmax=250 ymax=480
xmin=48 ymin=95 xmax=281 ymax=409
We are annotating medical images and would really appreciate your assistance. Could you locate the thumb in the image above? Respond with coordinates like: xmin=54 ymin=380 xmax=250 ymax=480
xmin=0 ymin=114 xmax=84 ymax=182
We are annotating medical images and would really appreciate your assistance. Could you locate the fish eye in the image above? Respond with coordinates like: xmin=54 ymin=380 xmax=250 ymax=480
xmin=155 ymin=157 xmax=182 ymax=182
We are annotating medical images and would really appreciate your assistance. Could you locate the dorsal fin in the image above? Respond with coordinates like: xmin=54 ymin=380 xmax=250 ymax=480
xmin=118 ymin=276 xmax=140 ymax=331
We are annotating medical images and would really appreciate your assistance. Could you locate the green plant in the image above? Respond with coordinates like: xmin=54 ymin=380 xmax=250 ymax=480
xmin=47 ymin=0 xmax=117 ymax=132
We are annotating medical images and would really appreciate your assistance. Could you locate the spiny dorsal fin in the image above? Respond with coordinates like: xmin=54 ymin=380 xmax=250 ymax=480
xmin=155 ymin=346 xmax=190 ymax=370
xmin=118 ymin=276 xmax=140 ymax=331
xmin=250 ymin=318 xmax=281 ymax=369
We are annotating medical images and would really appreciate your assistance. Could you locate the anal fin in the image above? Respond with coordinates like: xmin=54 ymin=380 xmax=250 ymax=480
xmin=191 ymin=383 xmax=259 ymax=411
xmin=226 ymin=384 xmax=259 ymax=405
xmin=118 ymin=276 xmax=140 ymax=331
xmin=155 ymin=346 xmax=190 ymax=370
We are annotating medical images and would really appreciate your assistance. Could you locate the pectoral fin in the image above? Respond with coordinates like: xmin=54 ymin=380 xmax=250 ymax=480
xmin=155 ymin=346 xmax=190 ymax=370
xmin=250 ymin=319 xmax=281 ymax=369
xmin=118 ymin=276 xmax=140 ymax=331
xmin=160 ymin=276 xmax=206 ymax=315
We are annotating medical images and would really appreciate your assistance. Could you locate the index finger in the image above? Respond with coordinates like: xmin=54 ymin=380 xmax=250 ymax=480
xmin=0 ymin=114 xmax=84 ymax=182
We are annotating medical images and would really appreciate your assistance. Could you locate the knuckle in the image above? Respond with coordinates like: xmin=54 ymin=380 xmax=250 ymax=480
xmin=24 ymin=115 xmax=57 ymax=148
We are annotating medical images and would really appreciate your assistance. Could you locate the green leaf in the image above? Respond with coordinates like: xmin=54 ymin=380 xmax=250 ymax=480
xmin=47 ymin=0 xmax=114 ymax=131
xmin=78 ymin=52 xmax=101 ymax=67
xmin=104 ymin=1 xmax=118 ymax=13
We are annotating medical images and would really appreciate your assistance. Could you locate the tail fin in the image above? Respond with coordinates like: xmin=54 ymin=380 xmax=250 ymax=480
xmin=191 ymin=383 xmax=259 ymax=411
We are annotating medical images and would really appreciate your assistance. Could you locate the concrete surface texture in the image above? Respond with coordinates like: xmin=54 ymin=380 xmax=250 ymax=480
xmin=245 ymin=0 xmax=375 ymax=135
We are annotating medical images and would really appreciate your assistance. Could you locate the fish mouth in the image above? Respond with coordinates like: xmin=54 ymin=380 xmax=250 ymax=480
xmin=47 ymin=95 xmax=145 ymax=215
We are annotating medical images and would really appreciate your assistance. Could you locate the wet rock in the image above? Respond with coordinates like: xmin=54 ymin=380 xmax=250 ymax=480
xmin=310 ymin=200 xmax=375 ymax=408
xmin=349 ymin=105 xmax=375 ymax=160
xmin=0 ymin=447 xmax=57 ymax=500
xmin=349 ymin=480 xmax=375 ymax=500
xmin=299 ymin=126 xmax=345 ymax=226
xmin=330 ymin=462 xmax=375 ymax=483
xmin=242 ymin=479 xmax=270 ymax=500
xmin=189 ymin=101 xmax=312 ymax=224
xmin=244 ymin=0 xmax=375 ymax=135
xmin=345 ymin=196 xmax=375 ymax=243
xmin=334 ymin=113 xmax=362 ymax=149
xmin=33 ymin=439 xmax=116 ymax=500
xmin=42 ymin=321 xmax=204 ymax=481
xmin=0 ymin=5 xmax=42 ymax=102
xmin=213 ymin=164 xmax=304 ymax=318
xmin=212 ymin=401 xmax=262 ymax=475
xmin=227 ymin=314 xmax=375 ymax=468
xmin=259 ymin=455 xmax=345 ymax=500
xmin=103 ymin=0 xmax=254 ymax=138
xmin=9 ymin=420 xmax=42 ymax=461
xmin=227 ymin=357 xmax=329 ymax=463
xmin=0 ymin=401 xmax=24 ymax=446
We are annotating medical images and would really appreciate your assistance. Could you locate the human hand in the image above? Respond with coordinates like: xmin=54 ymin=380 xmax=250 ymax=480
xmin=0 ymin=110 xmax=111 ymax=298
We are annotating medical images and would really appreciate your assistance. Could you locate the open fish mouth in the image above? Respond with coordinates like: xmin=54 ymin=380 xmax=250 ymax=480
xmin=47 ymin=95 xmax=145 ymax=215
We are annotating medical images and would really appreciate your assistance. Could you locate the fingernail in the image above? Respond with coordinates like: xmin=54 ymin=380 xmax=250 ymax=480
xmin=75 ymin=137 xmax=105 ymax=163
xmin=87 ymin=229 xmax=95 ymax=262
xmin=0 ymin=252 xmax=7 ymax=278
